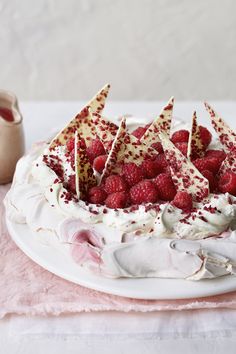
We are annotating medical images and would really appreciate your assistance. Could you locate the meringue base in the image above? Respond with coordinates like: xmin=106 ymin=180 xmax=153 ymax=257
xmin=6 ymin=217 xmax=236 ymax=299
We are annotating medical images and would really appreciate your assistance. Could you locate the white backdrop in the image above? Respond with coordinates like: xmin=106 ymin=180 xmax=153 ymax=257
xmin=0 ymin=0 xmax=236 ymax=100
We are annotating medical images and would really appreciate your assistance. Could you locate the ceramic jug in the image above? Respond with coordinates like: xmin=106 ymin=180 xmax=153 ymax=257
xmin=0 ymin=90 xmax=25 ymax=184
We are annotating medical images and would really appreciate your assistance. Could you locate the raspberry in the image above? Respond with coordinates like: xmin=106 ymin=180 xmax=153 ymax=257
xmin=67 ymin=174 xmax=76 ymax=194
xmin=172 ymin=191 xmax=193 ymax=211
xmin=104 ymin=175 xmax=128 ymax=194
xmin=130 ymin=180 xmax=158 ymax=204
xmin=174 ymin=142 xmax=188 ymax=156
xmin=93 ymin=154 xmax=107 ymax=174
xmin=201 ymin=170 xmax=217 ymax=192
xmin=154 ymin=154 xmax=169 ymax=173
xmin=218 ymin=172 xmax=236 ymax=196
xmin=199 ymin=126 xmax=212 ymax=148
xmin=171 ymin=130 xmax=189 ymax=144
xmin=141 ymin=159 xmax=159 ymax=178
xmin=105 ymin=191 xmax=128 ymax=209
xmin=193 ymin=157 xmax=221 ymax=174
xmin=88 ymin=186 xmax=107 ymax=204
xmin=153 ymin=173 xmax=176 ymax=201
xmin=121 ymin=162 xmax=144 ymax=186
xmin=151 ymin=142 xmax=163 ymax=154
xmin=132 ymin=126 xmax=147 ymax=140
xmin=205 ymin=149 xmax=226 ymax=162
xmin=86 ymin=138 xmax=105 ymax=163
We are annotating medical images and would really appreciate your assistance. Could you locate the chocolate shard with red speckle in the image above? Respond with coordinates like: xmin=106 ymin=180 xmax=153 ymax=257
xmin=187 ymin=111 xmax=204 ymax=159
xmin=141 ymin=96 xmax=174 ymax=146
xmin=91 ymin=111 xmax=118 ymax=151
xmin=100 ymin=117 xmax=157 ymax=181
xmin=204 ymin=101 xmax=236 ymax=152
xmin=49 ymin=84 xmax=110 ymax=149
xmin=218 ymin=147 xmax=236 ymax=176
xmin=159 ymin=132 xmax=209 ymax=202
xmin=75 ymin=132 xmax=97 ymax=199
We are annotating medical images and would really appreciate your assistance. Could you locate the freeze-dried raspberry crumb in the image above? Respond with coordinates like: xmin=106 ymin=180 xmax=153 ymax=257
xmin=151 ymin=142 xmax=163 ymax=154
xmin=105 ymin=191 xmax=128 ymax=209
xmin=66 ymin=138 xmax=75 ymax=152
xmin=141 ymin=159 xmax=160 ymax=178
xmin=193 ymin=157 xmax=221 ymax=174
xmin=105 ymin=140 xmax=113 ymax=151
xmin=205 ymin=149 xmax=226 ymax=162
xmin=174 ymin=142 xmax=188 ymax=156
xmin=218 ymin=172 xmax=236 ymax=196
xmin=172 ymin=191 xmax=193 ymax=211
xmin=78 ymin=138 xmax=86 ymax=149
xmin=121 ymin=162 xmax=144 ymax=186
xmin=86 ymin=138 xmax=106 ymax=163
xmin=88 ymin=186 xmax=107 ymax=204
xmin=104 ymin=175 xmax=128 ymax=194
xmin=199 ymin=126 xmax=212 ymax=148
xmin=43 ymin=154 xmax=64 ymax=179
xmin=171 ymin=130 xmax=189 ymax=144
xmin=153 ymin=173 xmax=176 ymax=201
xmin=201 ymin=170 xmax=217 ymax=192
xmin=93 ymin=155 xmax=107 ymax=174
xmin=130 ymin=180 xmax=158 ymax=204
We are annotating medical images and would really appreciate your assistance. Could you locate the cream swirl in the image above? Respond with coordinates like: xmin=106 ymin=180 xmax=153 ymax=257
xmin=154 ymin=195 xmax=236 ymax=239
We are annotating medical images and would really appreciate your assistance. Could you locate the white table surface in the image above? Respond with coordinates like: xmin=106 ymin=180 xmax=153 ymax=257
xmin=2 ymin=101 xmax=236 ymax=354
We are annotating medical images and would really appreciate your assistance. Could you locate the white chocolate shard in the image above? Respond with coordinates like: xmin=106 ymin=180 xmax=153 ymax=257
xmin=218 ymin=147 xmax=236 ymax=176
xmin=49 ymin=84 xmax=110 ymax=149
xmin=74 ymin=132 xmax=79 ymax=197
xmin=159 ymin=132 xmax=209 ymax=202
xmin=92 ymin=111 xmax=118 ymax=151
xmin=141 ymin=97 xmax=174 ymax=146
xmin=204 ymin=101 xmax=236 ymax=152
xmin=187 ymin=111 xmax=204 ymax=159
xmin=75 ymin=132 xmax=96 ymax=199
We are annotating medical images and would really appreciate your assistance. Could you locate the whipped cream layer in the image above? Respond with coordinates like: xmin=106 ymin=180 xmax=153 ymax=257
xmin=4 ymin=119 xmax=236 ymax=280
xmin=30 ymin=146 xmax=236 ymax=241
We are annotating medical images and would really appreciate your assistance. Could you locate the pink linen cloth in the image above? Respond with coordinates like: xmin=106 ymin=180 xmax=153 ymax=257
xmin=1 ymin=184 xmax=236 ymax=319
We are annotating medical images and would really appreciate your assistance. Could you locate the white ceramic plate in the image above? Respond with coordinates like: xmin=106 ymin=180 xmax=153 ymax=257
xmin=6 ymin=218 xmax=236 ymax=300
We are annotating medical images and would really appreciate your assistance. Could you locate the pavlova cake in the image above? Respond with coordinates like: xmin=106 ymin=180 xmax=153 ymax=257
xmin=4 ymin=85 xmax=236 ymax=280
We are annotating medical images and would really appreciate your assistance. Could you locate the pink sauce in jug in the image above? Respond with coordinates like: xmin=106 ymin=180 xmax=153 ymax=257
xmin=0 ymin=107 xmax=14 ymax=122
